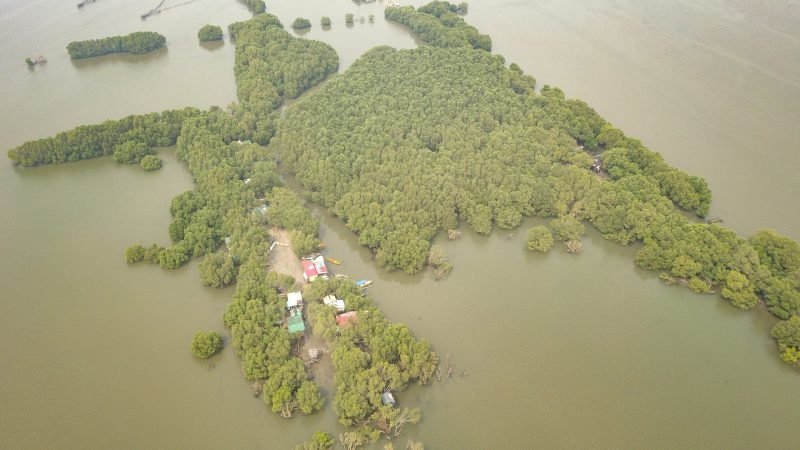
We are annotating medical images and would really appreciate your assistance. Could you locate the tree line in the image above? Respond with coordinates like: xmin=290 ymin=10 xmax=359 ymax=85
xmin=7 ymin=108 xmax=199 ymax=167
xmin=67 ymin=31 xmax=166 ymax=59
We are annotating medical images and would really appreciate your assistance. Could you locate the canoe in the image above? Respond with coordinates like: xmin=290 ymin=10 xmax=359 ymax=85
xmin=326 ymin=257 xmax=342 ymax=265
xmin=355 ymin=280 xmax=373 ymax=288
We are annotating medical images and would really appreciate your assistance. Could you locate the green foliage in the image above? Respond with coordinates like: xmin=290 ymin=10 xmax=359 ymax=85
xmin=232 ymin=14 xmax=338 ymax=143
xmin=125 ymin=244 xmax=146 ymax=263
xmin=772 ymin=317 xmax=800 ymax=368
xmin=720 ymin=270 xmax=758 ymax=309
xmin=7 ymin=108 xmax=199 ymax=167
xmin=427 ymin=245 xmax=452 ymax=279
xmin=139 ymin=155 xmax=162 ymax=171
xmin=321 ymin=16 xmax=332 ymax=27
xmin=112 ymin=141 xmax=154 ymax=164
xmin=602 ymin=142 xmax=711 ymax=217
xmin=263 ymin=358 xmax=323 ymax=417
xmin=290 ymin=230 xmax=320 ymax=257
xmin=457 ymin=2 xmax=468 ymax=13
xmin=345 ymin=14 xmax=354 ymax=25
xmin=239 ymin=0 xmax=265 ymax=14
xmin=200 ymin=253 xmax=237 ymax=287
xmin=198 ymin=24 xmax=223 ymax=42
xmin=158 ymin=244 xmax=190 ymax=269
xmin=750 ymin=229 xmax=800 ymax=277
xmin=550 ymin=215 xmax=584 ymax=242
xmin=292 ymin=18 xmax=311 ymax=30
xmin=526 ymin=226 xmax=553 ymax=252
xmin=688 ymin=277 xmax=711 ymax=294
xmin=295 ymin=431 xmax=335 ymax=450
xmin=25 ymin=57 xmax=34 ymax=66
xmin=386 ymin=2 xmax=491 ymax=51
xmin=191 ymin=331 xmax=223 ymax=359
xmin=67 ymin=32 xmax=166 ymax=59
xmin=771 ymin=316 xmax=800 ymax=348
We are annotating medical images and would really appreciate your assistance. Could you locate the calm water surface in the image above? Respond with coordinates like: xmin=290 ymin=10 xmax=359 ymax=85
xmin=1 ymin=0 xmax=799 ymax=448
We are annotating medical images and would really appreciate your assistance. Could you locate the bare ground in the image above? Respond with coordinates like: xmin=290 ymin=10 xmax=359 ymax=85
xmin=267 ymin=227 xmax=304 ymax=283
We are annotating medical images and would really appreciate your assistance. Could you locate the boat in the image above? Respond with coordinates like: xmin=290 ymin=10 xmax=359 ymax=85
xmin=326 ymin=257 xmax=342 ymax=265
xmin=355 ymin=280 xmax=373 ymax=288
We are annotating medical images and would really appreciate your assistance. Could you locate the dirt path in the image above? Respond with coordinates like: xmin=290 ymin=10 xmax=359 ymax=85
xmin=267 ymin=228 xmax=304 ymax=283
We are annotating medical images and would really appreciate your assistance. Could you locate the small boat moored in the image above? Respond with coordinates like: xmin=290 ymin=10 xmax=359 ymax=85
xmin=326 ymin=257 xmax=342 ymax=265
xmin=355 ymin=279 xmax=373 ymax=288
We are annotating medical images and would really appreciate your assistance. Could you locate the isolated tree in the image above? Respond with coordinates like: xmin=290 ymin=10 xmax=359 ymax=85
xmin=198 ymin=24 xmax=223 ymax=42
xmin=191 ymin=331 xmax=223 ymax=359
xmin=527 ymin=226 xmax=554 ymax=252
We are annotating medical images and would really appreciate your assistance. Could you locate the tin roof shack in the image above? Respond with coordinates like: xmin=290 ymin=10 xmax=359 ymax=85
xmin=287 ymin=291 xmax=303 ymax=310
xmin=287 ymin=309 xmax=305 ymax=334
xmin=335 ymin=311 xmax=358 ymax=328
xmin=301 ymin=255 xmax=329 ymax=282
xmin=381 ymin=391 xmax=396 ymax=406
xmin=323 ymin=294 xmax=345 ymax=312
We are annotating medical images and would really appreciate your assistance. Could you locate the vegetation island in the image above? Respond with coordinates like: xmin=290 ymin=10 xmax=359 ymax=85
xmin=198 ymin=24 xmax=223 ymax=42
xmin=67 ymin=31 xmax=166 ymax=59
xmin=7 ymin=1 xmax=800 ymax=446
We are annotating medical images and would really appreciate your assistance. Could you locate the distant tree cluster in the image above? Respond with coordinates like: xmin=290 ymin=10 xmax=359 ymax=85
xmin=321 ymin=16 xmax=332 ymax=27
xmin=198 ymin=24 xmax=223 ymax=42
xmin=239 ymin=0 xmax=265 ymax=14
xmin=67 ymin=31 xmax=166 ymax=59
xmin=191 ymin=330 xmax=223 ymax=359
xmin=385 ymin=2 xmax=491 ymax=51
xmin=292 ymin=18 xmax=311 ymax=30
xmin=345 ymin=14 xmax=354 ymax=25
xmin=7 ymin=108 xmax=200 ymax=166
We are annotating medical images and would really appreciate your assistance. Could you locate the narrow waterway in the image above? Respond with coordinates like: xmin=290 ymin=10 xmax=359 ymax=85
xmin=1 ymin=0 xmax=799 ymax=448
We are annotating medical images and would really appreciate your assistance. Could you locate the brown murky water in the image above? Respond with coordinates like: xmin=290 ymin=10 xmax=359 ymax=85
xmin=1 ymin=0 xmax=799 ymax=448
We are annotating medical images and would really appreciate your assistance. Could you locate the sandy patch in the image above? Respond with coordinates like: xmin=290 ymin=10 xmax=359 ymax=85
xmin=267 ymin=227 xmax=304 ymax=283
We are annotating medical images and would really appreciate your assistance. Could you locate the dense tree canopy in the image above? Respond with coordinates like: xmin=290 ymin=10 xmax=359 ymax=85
xmin=67 ymin=32 xmax=166 ymax=59
xmin=273 ymin=2 xmax=800 ymax=368
xmin=231 ymin=14 xmax=338 ymax=144
xmin=112 ymin=141 xmax=154 ymax=164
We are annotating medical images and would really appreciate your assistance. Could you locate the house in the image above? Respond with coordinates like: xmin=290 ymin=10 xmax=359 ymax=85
xmin=335 ymin=311 xmax=358 ymax=327
xmin=251 ymin=204 xmax=268 ymax=216
xmin=287 ymin=291 xmax=303 ymax=310
xmin=301 ymin=255 xmax=329 ymax=282
xmin=287 ymin=309 xmax=305 ymax=334
xmin=381 ymin=391 xmax=396 ymax=406
xmin=323 ymin=295 xmax=346 ymax=312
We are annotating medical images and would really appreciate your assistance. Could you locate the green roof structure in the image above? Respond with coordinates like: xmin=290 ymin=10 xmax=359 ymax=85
xmin=287 ymin=312 xmax=305 ymax=334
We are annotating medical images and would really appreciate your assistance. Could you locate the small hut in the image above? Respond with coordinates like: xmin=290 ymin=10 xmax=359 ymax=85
xmin=381 ymin=391 xmax=396 ymax=406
